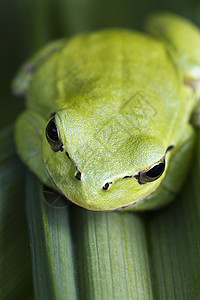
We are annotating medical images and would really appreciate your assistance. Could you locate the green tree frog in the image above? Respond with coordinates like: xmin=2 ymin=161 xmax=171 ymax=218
xmin=13 ymin=12 xmax=200 ymax=211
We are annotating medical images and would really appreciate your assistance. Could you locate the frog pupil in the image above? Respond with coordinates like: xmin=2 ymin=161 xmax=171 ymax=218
xmin=146 ymin=161 xmax=165 ymax=178
xmin=46 ymin=118 xmax=63 ymax=152
xmin=75 ymin=171 xmax=82 ymax=180
xmin=46 ymin=119 xmax=58 ymax=141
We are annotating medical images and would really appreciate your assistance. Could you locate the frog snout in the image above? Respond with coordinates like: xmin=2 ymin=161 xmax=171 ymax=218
xmin=74 ymin=168 xmax=135 ymax=191
xmin=101 ymin=175 xmax=134 ymax=191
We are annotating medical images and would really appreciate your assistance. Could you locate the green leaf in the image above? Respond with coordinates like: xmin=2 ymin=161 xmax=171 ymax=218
xmin=26 ymin=173 xmax=77 ymax=300
xmin=71 ymin=208 xmax=153 ymax=300
xmin=0 ymin=125 xmax=32 ymax=299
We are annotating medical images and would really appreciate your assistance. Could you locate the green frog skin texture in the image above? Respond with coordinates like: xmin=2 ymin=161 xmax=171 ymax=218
xmin=13 ymin=12 xmax=200 ymax=211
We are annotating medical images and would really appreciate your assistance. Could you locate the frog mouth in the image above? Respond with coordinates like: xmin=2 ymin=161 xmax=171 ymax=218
xmin=114 ymin=194 xmax=147 ymax=210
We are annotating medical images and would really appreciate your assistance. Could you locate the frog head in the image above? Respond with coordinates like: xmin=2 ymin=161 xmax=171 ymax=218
xmin=43 ymin=107 xmax=170 ymax=211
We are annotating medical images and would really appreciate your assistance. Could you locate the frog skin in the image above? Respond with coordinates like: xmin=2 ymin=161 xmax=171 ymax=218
xmin=13 ymin=12 xmax=200 ymax=211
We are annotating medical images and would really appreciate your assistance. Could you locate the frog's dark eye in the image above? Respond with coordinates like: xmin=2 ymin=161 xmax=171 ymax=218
xmin=46 ymin=118 xmax=63 ymax=152
xmin=135 ymin=157 xmax=165 ymax=184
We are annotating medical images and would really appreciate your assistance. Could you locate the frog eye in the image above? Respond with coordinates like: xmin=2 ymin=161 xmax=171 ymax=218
xmin=46 ymin=117 xmax=63 ymax=152
xmin=135 ymin=157 xmax=165 ymax=184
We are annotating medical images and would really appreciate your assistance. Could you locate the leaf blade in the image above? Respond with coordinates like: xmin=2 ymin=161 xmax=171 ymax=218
xmin=26 ymin=172 xmax=77 ymax=300
xmin=71 ymin=208 xmax=153 ymax=300
xmin=0 ymin=125 xmax=32 ymax=300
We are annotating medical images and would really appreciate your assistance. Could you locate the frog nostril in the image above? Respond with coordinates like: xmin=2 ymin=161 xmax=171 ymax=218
xmin=75 ymin=171 xmax=82 ymax=180
xmin=102 ymin=182 xmax=112 ymax=190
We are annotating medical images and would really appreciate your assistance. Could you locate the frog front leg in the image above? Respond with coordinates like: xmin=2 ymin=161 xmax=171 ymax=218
xmin=15 ymin=110 xmax=54 ymax=189
xmin=125 ymin=124 xmax=196 ymax=211
xmin=12 ymin=39 xmax=65 ymax=99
